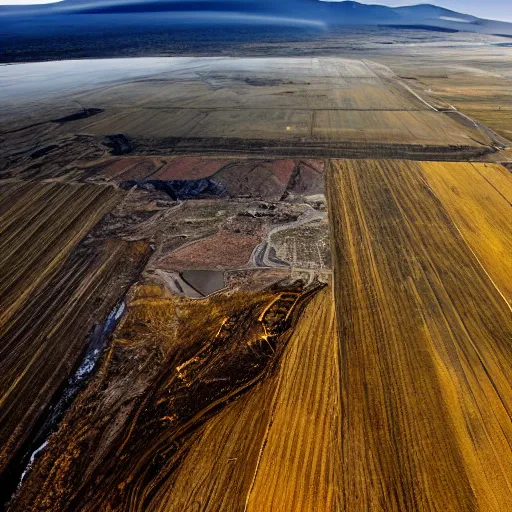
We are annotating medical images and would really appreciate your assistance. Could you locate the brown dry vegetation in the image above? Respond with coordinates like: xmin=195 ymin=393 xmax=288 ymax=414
xmin=8 ymin=158 xmax=511 ymax=512
xmin=415 ymin=78 xmax=512 ymax=140
xmin=365 ymin=50 xmax=512 ymax=146
xmin=158 ymin=286 xmax=340 ymax=512
xmin=9 ymin=281 xmax=324 ymax=511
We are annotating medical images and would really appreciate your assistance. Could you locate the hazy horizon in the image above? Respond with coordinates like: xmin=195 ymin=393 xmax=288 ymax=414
xmin=325 ymin=0 xmax=512 ymax=23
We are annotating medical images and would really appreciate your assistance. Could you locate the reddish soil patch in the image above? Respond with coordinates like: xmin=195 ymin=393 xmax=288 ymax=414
xmin=301 ymin=160 xmax=325 ymax=174
xmin=152 ymin=158 xmax=228 ymax=180
xmin=96 ymin=158 xmax=136 ymax=179
xmin=160 ymin=230 xmax=260 ymax=270
xmin=269 ymin=160 xmax=296 ymax=184
xmin=213 ymin=160 xmax=296 ymax=200
xmin=287 ymin=160 xmax=326 ymax=197
xmin=117 ymin=159 xmax=160 ymax=180
xmin=96 ymin=158 xmax=161 ymax=180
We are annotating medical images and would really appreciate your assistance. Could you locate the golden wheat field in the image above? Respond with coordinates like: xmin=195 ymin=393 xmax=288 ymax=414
xmin=327 ymin=159 xmax=512 ymax=511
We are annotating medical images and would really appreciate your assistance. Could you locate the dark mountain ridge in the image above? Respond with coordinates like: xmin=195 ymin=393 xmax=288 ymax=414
xmin=1 ymin=0 xmax=511 ymax=65
xmin=1 ymin=0 xmax=510 ymax=35
xmin=43 ymin=0 xmax=398 ymax=30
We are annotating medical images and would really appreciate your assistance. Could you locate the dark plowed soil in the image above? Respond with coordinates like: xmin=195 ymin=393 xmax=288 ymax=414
xmin=132 ymin=136 xmax=494 ymax=161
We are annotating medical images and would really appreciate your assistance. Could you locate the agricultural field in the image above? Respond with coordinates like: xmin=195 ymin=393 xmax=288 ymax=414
xmin=1 ymin=53 xmax=511 ymax=511
xmin=0 ymin=182 xmax=150 ymax=499
xmin=0 ymin=57 xmax=499 ymax=163
xmin=396 ymin=72 xmax=512 ymax=142
xmin=359 ymin=44 xmax=512 ymax=145
xmin=327 ymin=159 xmax=512 ymax=511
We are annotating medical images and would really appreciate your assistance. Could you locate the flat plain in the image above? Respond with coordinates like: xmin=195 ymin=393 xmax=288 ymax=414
xmin=0 ymin=43 xmax=511 ymax=511
xmin=0 ymin=57 xmax=498 ymax=162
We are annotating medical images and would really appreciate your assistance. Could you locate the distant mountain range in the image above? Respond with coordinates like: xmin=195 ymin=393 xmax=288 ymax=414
xmin=1 ymin=0 xmax=511 ymax=36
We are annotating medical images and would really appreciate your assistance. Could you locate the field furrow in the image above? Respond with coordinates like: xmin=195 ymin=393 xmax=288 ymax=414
xmin=327 ymin=159 xmax=512 ymax=512
xmin=0 ymin=182 xmax=150 ymax=486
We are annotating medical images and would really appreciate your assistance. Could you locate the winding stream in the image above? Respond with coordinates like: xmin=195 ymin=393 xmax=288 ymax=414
xmin=7 ymin=302 xmax=126 ymax=504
